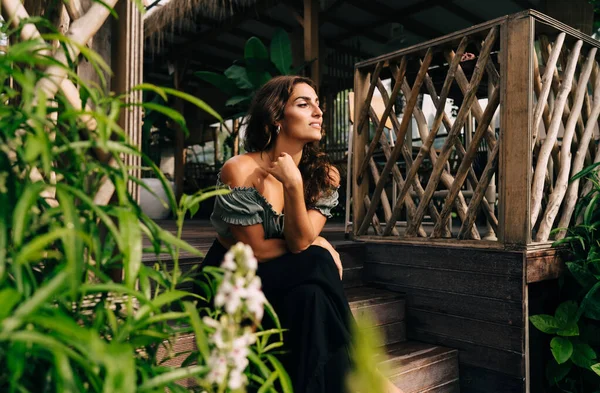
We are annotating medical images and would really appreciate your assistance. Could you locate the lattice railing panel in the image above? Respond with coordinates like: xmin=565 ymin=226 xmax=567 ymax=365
xmin=353 ymin=25 xmax=501 ymax=240
xmin=530 ymin=27 xmax=600 ymax=242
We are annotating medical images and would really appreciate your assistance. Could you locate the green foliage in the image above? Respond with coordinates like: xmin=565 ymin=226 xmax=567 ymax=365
xmin=194 ymin=28 xmax=303 ymax=116
xmin=0 ymin=14 xmax=286 ymax=393
xmin=530 ymin=161 xmax=600 ymax=391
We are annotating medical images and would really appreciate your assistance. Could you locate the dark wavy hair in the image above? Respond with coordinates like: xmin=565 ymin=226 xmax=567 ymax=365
xmin=244 ymin=75 xmax=336 ymax=205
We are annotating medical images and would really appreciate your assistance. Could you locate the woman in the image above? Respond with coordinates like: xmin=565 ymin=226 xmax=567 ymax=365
xmin=201 ymin=76 xmax=402 ymax=393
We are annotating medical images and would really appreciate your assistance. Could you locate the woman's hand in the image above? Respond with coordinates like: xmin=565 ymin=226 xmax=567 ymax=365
xmin=266 ymin=152 xmax=302 ymax=189
xmin=312 ymin=236 xmax=343 ymax=280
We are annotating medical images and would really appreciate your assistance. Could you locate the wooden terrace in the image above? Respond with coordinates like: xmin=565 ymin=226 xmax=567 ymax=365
xmin=146 ymin=9 xmax=600 ymax=393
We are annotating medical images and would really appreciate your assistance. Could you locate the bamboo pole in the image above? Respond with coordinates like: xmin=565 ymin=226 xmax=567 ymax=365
xmin=458 ymin=141 xmax=500 ymax=239
xmin=366 ymin=107 xmax=430 ymax=237
xmin=536 ymin=47 xmax=596 ymax=241
xmin=406 ymin=27 xmax=497 ymax=237
xmin=421 ymin=72 xmax=499 ymax=234
xmin=356 ymin=59 xmax=406 ymax=183
xmin=433 ymin=86 xmax=501 ymax=237
xmin=355 ymin=61 xmax=384 ymax=135
xmin=445 ymin=51 xmax=498 ymax=150
xmin=356 ymin=49 xmax=433 ymax=236
xmin=366 ymin=151 xmax=400 ymax=236
xmin=382 ymin=40 xmax=467 ymax=235
xmin=530 ymin=40 xmax=583 ymax=228
xmin=399 ymin=78 xmax=479 ymax=239
xmin=32 ymin=0 xmax=120 ymax=103
xmin=364 ymin=196 xmax=384 ymax=236
xmin=369 ymin=85 xmax=442 ymax=237
xmin=531 ymin=33 xmax=566 ymax=146
xmin=556 ymin=69 xmax=600 ymax=238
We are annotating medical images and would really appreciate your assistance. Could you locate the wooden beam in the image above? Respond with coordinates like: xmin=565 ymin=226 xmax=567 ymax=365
xmin=304 ymin=0 xmax=319 ymax=89
xmin=499 ymin=14 xmax=533 ymax=246
xmin=325 ymin=15 xmax=389 ymax=44
xmin=441 ymin=3 xmax=485 ymax=25
xmin=333 ymin=0 xmax=446 ymax=42
xmin=173 ymin=59 xmax=189 ymax=202
xmin=114 ymin=0 xmax=144 ymax=203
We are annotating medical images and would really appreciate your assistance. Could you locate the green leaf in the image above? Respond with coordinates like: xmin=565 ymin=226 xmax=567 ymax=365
xmin=570 ymin=341 xmax=597 ymax=369
xmin=142 ymin=102 xmax=188 ymax=136
xmin=591 ymin=363 xmax=600 ymax=376
xmin=118 ymin=209 xmax=142 ymax=289
xmin=571 ymin=161 xmax=600 ymax=182
xmin=55 ymin=350 xmax=78 ymax=393
xmin=0 ymin=288 xmax=22 ymax=321
xmin=266 ymin=354 xmax=293 ymax=393
xmin=270 ymin=28 xmax=293 ymax=75
xmin=156 ymin=228 xmax=203 ymax=257
xmin=555 ymin=301 xmax=579 ymax=326
xmin=546 ymin=358 xmax=572 ymax=385
xmin=103 ymin=343 xmax=136 ymax=393
xmin=135 ymin=290 xmax=195 ymax=321
xmin=584 ymin=194 xmax=599 ymax=226
xmin=194 ymin=71 xmax=242 ymax=96
xmin=57 ymin=188 xmax=83 ymax=298
xmin=551 ymin=337 xmax=573 ymax=364
xmin=183 ymin=302 xmax=210 ymax=360
xmin=12 ymin=182 xmax=46 ymax=248
xmin=557 ymin=323 xmax=579 ymax=337
xmin=245 ymin=36 xmax=269 ymax=60
xmin=580 ymin=282 xmax=600 ymax=320
xmin=530 ymin=314 xmax=560 ymax=334
xmin=138 ymin=365 xmax=208 ymax=391
xmin=224 ymin=65 xmax=254 ymax=90
xmin=226 ymin=95 xmax=252 ymax=107
xmin=566 ymin=262 xmax=596 ymax=291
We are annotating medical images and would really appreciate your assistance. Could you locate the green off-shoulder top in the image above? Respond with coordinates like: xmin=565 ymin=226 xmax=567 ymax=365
xmin=210 ymin=173 xmax=339 ymax=240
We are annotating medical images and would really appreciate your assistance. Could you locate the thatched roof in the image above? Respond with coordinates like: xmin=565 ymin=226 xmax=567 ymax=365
xmin=144 ymin=0 xmax=257 ymax=50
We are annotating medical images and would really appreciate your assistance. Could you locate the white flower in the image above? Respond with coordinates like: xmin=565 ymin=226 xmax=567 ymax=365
xmin=202 ymin=316 xmax=220 ymax=329
xmin=206 ymin=351 xmax=228 ymax=384
xmin=245 ymin=277 xmax=266 ymax=321
xmin=221 ymin=252 xmax=237 ymax=271
xmin=228 ymin=369 xmax=247 ymax=390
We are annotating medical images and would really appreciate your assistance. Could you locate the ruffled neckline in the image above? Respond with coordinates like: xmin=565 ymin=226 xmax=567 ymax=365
xmin=216 ymin=172 xmax=283 ymax=217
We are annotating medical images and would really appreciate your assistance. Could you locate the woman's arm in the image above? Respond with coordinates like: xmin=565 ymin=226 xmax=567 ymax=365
xmin=219 ymin=156 xmax=290 ymax=262
xmin=266 ymin=153 xmax=340 ymax=252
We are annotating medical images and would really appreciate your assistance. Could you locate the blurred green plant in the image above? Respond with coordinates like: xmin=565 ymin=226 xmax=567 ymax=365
xmin=194 ymin=28 xmax=304 ymax=115
xmin=347 ymin=310 xmax=393 ymax=393
xmin=530 ymin=161 xmax=600 ymax=392
xmin=0 ymin=12 xmax=289 ymax=393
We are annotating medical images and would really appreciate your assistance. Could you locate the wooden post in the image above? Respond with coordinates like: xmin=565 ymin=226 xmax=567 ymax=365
xmin=499 ymin=15 xmax=533 ymax=246
xmin=304 ymin=0 xmax=319 ymax=89
xmin=353 ymin=68 xmax=370 ymax=237
xmin=113 ymin=0 xmax=143 ymax=203
xmin=173 ymin=59 xmax=187 ymax=202
xmin=79 ymin=0 xmax=112 ymax=94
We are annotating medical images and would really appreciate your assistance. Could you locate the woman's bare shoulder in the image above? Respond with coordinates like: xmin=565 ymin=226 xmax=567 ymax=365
xmin=220 ymin=154 xmax=263 ymax=187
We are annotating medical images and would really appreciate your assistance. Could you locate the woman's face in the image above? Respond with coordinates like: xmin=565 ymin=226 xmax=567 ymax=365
xmin=278 ymin=83 xmax=323 ymax=143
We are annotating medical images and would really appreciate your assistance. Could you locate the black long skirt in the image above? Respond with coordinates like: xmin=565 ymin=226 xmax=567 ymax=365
xmin=200 ymin=239 xmax=355 ymax=393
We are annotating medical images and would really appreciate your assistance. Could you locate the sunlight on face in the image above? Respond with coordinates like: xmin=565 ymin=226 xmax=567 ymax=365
xmin=279 ymin=83 xmax=323 ymax=143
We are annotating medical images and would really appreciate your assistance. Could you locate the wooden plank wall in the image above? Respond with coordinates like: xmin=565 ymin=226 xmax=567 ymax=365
xmin=364 ymin=243 xmax=526 ymax=392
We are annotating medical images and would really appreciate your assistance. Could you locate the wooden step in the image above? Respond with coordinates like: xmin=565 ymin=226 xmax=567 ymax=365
xmin=381 ymin=341 xmax=459 ymax=393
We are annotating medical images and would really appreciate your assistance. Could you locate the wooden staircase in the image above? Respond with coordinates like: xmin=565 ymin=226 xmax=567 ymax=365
xmin=338 ymin=242 xmax=460 ymax=393
xmin=147 ymin=223 xmax=460 ymax=392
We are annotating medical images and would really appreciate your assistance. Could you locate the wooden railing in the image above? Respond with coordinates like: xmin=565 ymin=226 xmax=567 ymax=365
xmin=351 ymin=10 xmax=600 ymax=247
